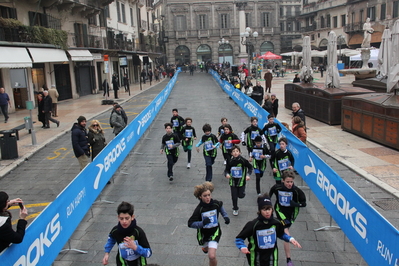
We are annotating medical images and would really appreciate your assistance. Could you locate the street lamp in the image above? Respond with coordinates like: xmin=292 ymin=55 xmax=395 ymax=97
xmin=337 ymin=34 xmax=346 ymax=62
xmin=218 ymin=38 xmax=229 ymax=68
xmin=240 ymin=27 xmax=258 ymax=66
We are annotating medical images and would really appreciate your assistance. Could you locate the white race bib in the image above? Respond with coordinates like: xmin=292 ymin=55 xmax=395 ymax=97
xmin=256 ymin=228 xmax=276 ymax=249
xmin=201 ymin=210 xmax=218 ymax=228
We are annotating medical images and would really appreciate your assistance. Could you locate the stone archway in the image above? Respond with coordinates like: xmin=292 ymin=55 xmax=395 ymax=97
xmin=218 ymin=43 xmax=233 ymax=65
xmin=175 ymin=45 xmax=190 ymax=65
xmin=260 ymin=41 xmax=275 ymax=54
xmin=196 ymin=44 xmax=212 ymax=63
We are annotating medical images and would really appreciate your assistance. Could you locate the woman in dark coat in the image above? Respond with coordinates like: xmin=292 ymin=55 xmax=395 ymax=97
xmin=88 ymin=120 xmax=106 ymax=160
xmin=37 ymin=92 xmax=45 ymax=128
xmin=271 ymin=94 xmax=279 ymax=118
xmin=262 ymin=94 xmax=273 ymax=115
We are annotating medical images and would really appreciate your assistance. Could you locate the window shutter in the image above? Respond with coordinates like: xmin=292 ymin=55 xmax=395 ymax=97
xmin=83 ymin=24 xmax=88 ymax=47
xmin=205 ymin=14 xmax=209 ymax=29
xmin=10 ymin=8 xmax=17 ymax=19
xmin=28 ymin=11 xmax=34 ymax=26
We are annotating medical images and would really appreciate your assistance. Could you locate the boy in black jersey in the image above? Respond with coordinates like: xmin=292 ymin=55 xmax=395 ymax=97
xmin=271 ymin=137 xmax=294 ymax=184
xmin=235 ymin=194 xmax=301 ymax=266
xmin=196 ymin=124 xmax=220 ymax=182
xmin=269 ymin=171 xmax=306 ymax=266
xmin=262 ymin=114 xmax=282 ymax=165
xmin=219 ymin=124 xmax=240 ymax=171
xmin=217 ymin=117 xmax=228 ymax=138
xmin=181 ymin=117 xmax=197 ymax=169
xmin=170 ymin=108 xmax=185 ymax=138
xmin=188 ymin=182 xmax=230 ymax=266
xmin=160 ymin=123 xmax=180 ymax=181
xmin=241 ymin=116 xmax=263 ymax=156
xmin=249 ymin=136 xmax=271 ymax=195
xmin=225 ymin=145 xmax=253 ymax=216
xmin=102 ymin=202 xmax=152 ymax=266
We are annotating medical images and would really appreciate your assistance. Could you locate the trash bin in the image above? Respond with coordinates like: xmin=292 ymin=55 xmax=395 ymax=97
xmin=24 ymin=116 xmax=32 ymax=130
xmin=0 ymin=130 xmax=18 ymax=159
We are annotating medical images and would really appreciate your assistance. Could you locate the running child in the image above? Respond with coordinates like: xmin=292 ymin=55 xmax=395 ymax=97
xmin=188 ymin=182 xmax=230 ymax=266
xmin=235 ymin=193 xmax=301 ymax=266
xmin=241 ymin=116 xmax=263 ymax=156
xmin=181 ymin=117 xmax=197 ymax=169
xmin=262 ymin=114 xmax=282 ymax=165
xmin=269 ymin=171 xmax=306 ymax=266
xmin=170 ymin=108 xmax=185 ymax=138
xmin=217 ymin=117 xmax=228 ymax=137
xmin=225 ymin=145 xmax=253 ymax=216
xmin=102 ymin=202 xmax=152 ymax=266
xmin=196 ymin=123 xmax=220 ymax=181
xmin=219 ymin=123 xmax=240 ymax=170
xmin=249 ymin=136 xmax=271 ymax=195
xmin=271 ymin=137 xmax=294 ymax=184
xmin=160 ymin=122 xmax=180 ymax=181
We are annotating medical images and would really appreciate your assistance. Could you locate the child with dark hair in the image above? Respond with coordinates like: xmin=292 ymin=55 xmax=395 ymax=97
xmin=235 ymin=193 xmax=301 ymax=266
xmin=188 ymin=182 xmax=230 ymax=266
xmin=102 ymin=201 xmax=152 ymax=266
xmin=160 ymin=122 xmax=181 ymax=181
xmin=241 ymin=116 xmax=263 ymax=156
xmin=0 ymin=192 xmax=28 ymax=252
xmin=249 ymin=136 xmax=271 ymax=195
xmin=219 ymin=123 xmax=240 ymax=171
xmin=271 ymin=137 xmax=294 ymax=184
xmin=217 ymin=117 xmax=228 ymax=137
xmin=225 ymin=145 xmax=253 ymax=216
xmin=196 ymin=124 xmax=220 ymax=182
xmin=181 ymin=117 xmax=197 ymax=169
xmin=269 ymin=171 xmax=306 ymax=266
xmin=170 ymin=108 xmax=185 ymax=138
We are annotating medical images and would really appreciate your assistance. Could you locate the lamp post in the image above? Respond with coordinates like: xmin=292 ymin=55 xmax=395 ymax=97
xmin=240 ymin=27 xmax=258 ymax=67
xmin=218 ymin=38 xmax=229 ymax=68
xmin=337 ymin=34 xmax=346 ymax=62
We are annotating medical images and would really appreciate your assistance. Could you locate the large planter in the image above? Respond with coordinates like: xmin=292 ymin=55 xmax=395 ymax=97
xmin=284 ymin=82 xmax=373 ymax=125
xmin=342 ymin=93 xmax=399 ymax=150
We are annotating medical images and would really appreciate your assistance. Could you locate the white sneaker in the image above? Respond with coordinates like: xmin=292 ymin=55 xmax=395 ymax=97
xmin=187 ymin=163 xmax=191 ymax=169
xmin=233 ymin=210 xmax=239 ymax=216
xmin=224 ymin=160 xmax=226 ymax=165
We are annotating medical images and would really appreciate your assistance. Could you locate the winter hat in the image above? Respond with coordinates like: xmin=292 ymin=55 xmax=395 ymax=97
xmin=114 ymin=104 xmax=121 ymax=109
xmin=77 ymin=116 xmax=86 ymax=124
xmin=254 ymin=136 xmax=262 ymax=143
xmin=257 ymin=194 xmax=272 ymax=210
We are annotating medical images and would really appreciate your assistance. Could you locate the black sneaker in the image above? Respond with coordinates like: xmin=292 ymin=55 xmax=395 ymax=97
xmin=169 ymin=176 xmax=173 ymax=181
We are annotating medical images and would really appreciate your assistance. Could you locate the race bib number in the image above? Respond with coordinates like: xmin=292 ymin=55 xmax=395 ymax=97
xmin=268 ymin=126 xmax=277 ymax=136
xmin=172 ymin=119 xmax=179 ymax=127
xmin=185 ymin=129 xmax=193 ymax=138
xmin=278 ymin=158 xmax=290 ymax=171
xmin=166 ymin=140 xmax=174 ymax=149
xmin=205 ymin=140 xmax=214 ymax=151
xmin=118 ymin=241 xmax=140 ymax=261
xmin=278 ymin=191 xmax=293 ymax=207
xmin=250 ymin=131 xmax=259 ymax=140
xmin=256 ymin=228 xmax=276 ymax=249
xmin=220 ymin=129 xmax=224 ymax=135
xmin=231 ymin=166 xmax=242 ymax=178
xmin=252 ymin=149 xmax=263 ymax=160
xmin=201 ymin=210 xmax=218 ymax=228
xmin=224 ymin=140 xmax=233 ymax=150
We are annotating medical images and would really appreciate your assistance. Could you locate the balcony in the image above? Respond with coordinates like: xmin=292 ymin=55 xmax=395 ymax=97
xmin=261 ymin=27 xmax=274 ymax=36
xmin=301 ymin=24 xmax=317 ymax=33
xmin=198 ymin=29 xmax=210 ymax=38
xmin=219 ymin=28 xmax=232 ymax=37
xmin=344 ymin=22 xmax=362 ymax=33
xmin=88 ymin=35 xmax=104 ymax=48
xmin=175 ymin=31 xmax=187 ymax=39
xmin=138 ymin=0 xmax=145 ymax=8
xmin=141 ymin=20 xmax=148 ymax=32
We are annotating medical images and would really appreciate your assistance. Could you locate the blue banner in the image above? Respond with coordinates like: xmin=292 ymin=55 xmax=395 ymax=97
xmin=211 ymin=69 xmax=399 ymax=266
xmin=0 ymin=70 xmax=181 ymax=266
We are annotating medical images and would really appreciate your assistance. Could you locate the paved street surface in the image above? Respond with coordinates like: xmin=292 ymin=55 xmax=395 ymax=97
xmin=1 ymin=71 xmax=399 ymax=266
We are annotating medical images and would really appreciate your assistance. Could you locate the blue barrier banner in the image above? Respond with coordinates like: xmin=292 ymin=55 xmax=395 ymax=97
xmin=211 ymin=69 xmax=399 ymax=266
xmin=0 ymin=70 xmax=181 ymax=266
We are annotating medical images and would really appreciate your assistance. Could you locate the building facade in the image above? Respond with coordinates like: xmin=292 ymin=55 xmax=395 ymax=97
xmin=162 ymin=0 xmax=282 ymax=66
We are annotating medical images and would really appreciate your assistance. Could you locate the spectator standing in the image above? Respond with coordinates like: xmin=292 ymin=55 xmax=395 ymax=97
xmin=102 ymin=79 xmax=110 ymax=97
xmin=42 ymin=90 xmax=60 ymax=128
xmin=0 ymin=87 xmax=11 ymax=123
xmin=36 ymin=92 xmax=45 ymax=128
xmin=112 ymin=73 xmax=119 ymax=99
xmin=292 ymin=116 xmax=307 ymax=144
xmin=123 ymin=74 xmax=129 ymax=92
xmin=251 ymin=81 xmax=264 ymax=105
xmin=148 ymin=69 xmax=153 ymax=84
xmin=319 ymin=64 xmax=324 ymax=77
xmin=110 ymin=102 xmax=128 ymax=125
xmin=262 ymin=94 xmax=273 ymax=115
xmin=88 ymin=120 xmax=106 ymax=160
xmin=274 ymin=63 xmax=280 ymax=77
xmin=0 ymin=191 xmax=28 ymax=252
xmin=271 ymin=94 xmax=279 ymax=118
xmin=264 ymin=70 xmax=273 ymax=93
xmin=154 ymin=68 xmax=160 ymax=82
xmin=292 ymin=102 xmax=306 ymax=128
xmin=71 ymin=116 xmax=90 ymax=171
xmin=110 ymin=104 xmax=127 ymax=136
xmin=293 ymin=74 xmax=300 ymax=83
xmin=189 ymin=64 xmax=195 ymax=75
xmin=141 ymin=69 xmax=147 ymax=84
xmin=48 ymin=84 xmax=59 ymax=117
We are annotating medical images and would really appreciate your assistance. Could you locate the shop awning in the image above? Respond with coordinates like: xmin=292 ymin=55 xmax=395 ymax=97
xmin=67 ymin=49 xmax=93 ymax=61
xmin=0 ymin=47 xmax=32 ymax=68
xmin=28 ymin=48 xmax=68 ymax=63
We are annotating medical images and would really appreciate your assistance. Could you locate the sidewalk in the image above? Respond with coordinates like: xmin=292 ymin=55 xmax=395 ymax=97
xmin=0 ymin=79 xmax=165 ymax=177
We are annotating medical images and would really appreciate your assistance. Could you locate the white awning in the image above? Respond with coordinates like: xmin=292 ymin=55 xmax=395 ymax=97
xmin=0 ymin=47 xmax=32 ymax=68
xmin=28 ymin=48 xmax=68 ymax=63
xmin=67 ymin=50 xmax=93 ymax=61
xmin=138 ymin=55 xmax=144 ymax=61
